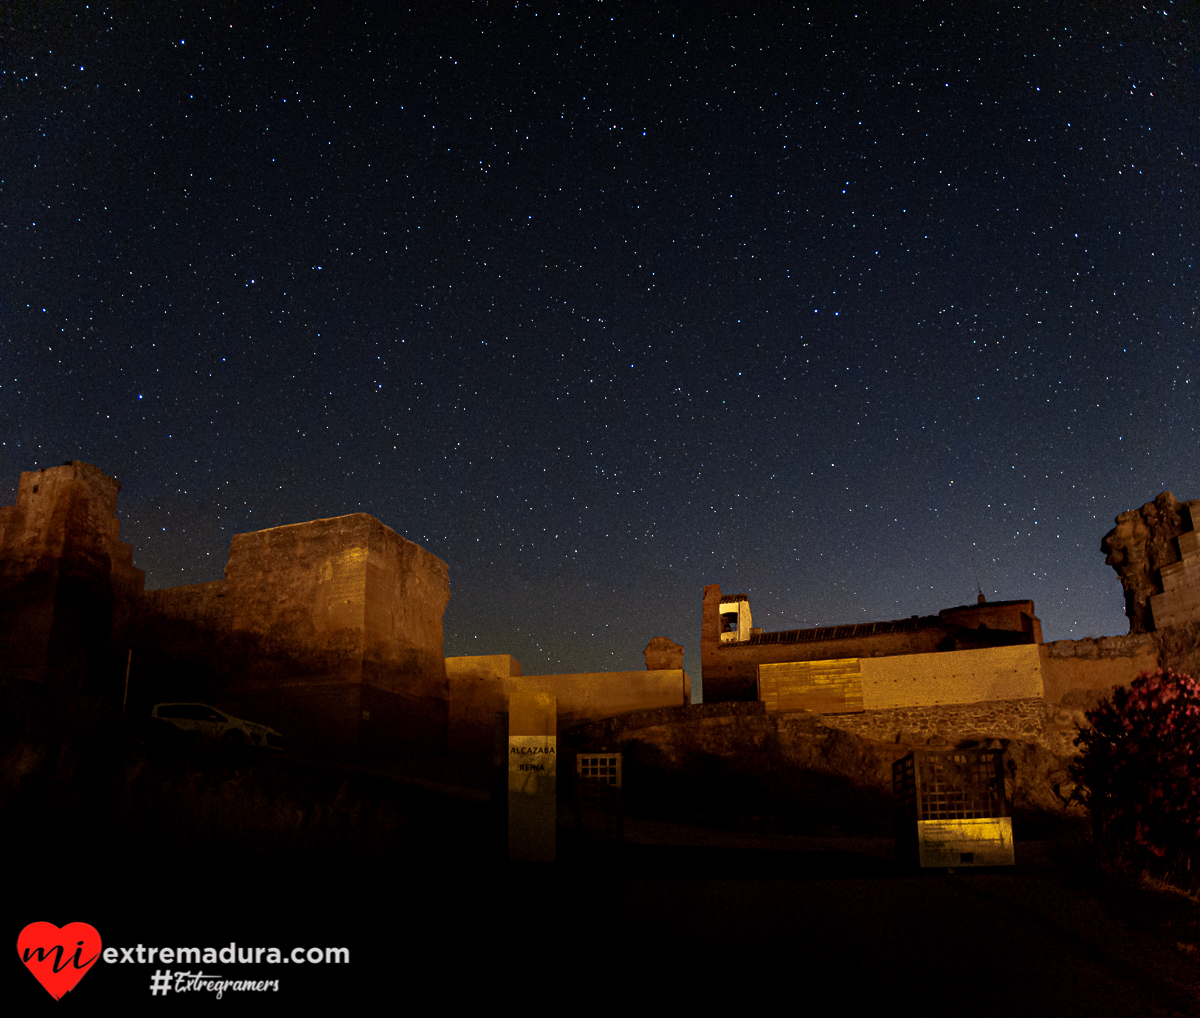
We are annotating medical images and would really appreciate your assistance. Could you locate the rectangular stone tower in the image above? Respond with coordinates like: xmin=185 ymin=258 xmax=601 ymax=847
xmin=138 ymin=513 xmax=451 ymax=758
xmin=0 ymin=462 xmax=144 ymax=698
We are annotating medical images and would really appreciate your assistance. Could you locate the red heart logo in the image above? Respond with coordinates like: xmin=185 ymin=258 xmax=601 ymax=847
xmin=17 ymin=922 xmax=103 ymax=1000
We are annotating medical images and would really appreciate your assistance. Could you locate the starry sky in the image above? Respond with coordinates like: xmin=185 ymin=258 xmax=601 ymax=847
xmin=4 ymin=3 xmax=1196 ymax=689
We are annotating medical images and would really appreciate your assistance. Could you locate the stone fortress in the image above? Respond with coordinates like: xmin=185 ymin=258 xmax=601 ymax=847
xmin=0 ymin=461 xmax=690 ymax=760
xmin=2 ymin=460 xmax=1198 ymax=770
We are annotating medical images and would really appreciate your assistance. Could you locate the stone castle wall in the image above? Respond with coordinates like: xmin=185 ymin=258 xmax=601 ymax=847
xmin=137 ymin=512 xmax=451 ymax=757
xmin=564 ymin=700 xmax=1077 ymax=820
xmin=819 ymin=697 xmax=1064 ymax=753
xmin=700 ymin=583 xmax=1044 ymax=703
xmin=0 ymin=462 xmax=144 ymax=695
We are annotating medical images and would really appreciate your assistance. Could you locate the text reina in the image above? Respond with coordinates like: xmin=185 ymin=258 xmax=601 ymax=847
xmin=510 ymin=745 xmax=556 ymax=754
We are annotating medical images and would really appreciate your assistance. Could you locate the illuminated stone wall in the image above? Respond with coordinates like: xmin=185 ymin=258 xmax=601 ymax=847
xmin=755 ymin=635 xmax=1189 ymax=757
xmin=1037 ymin=633 xmax=1164 ymax=753
xmin=445 ymin=653 xmax=691 ymax=753
xmin=137 ymin=513 xmax=450 ymax=757
xmin=758 ymin=645 xmax=1044 ymax=717
xmin=701 ymin=583 xmax=1043 ymax=703
xmin=858 ymin=644 xmax=1044 ymax=708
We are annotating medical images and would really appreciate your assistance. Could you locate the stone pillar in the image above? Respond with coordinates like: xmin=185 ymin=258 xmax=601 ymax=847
xmin=508 ymin=685 xmax=557 ymax=862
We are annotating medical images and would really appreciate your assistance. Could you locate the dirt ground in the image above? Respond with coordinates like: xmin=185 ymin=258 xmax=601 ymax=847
xmin=4 ymin=702 xmax=1196 ymax=1013
xmin=8 ymin=804 xmax=1198 ymax=1014
xmin=590 ymin=821 xmax=1200 ymax=1016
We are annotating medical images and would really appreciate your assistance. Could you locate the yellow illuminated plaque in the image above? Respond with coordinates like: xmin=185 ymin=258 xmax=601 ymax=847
xmin=916 ymin=817 xmax=1014 ymax=868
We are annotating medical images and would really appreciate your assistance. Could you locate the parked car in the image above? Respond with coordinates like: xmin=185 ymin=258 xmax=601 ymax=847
xmin=150 ymin=703 xmax=283 ymax=751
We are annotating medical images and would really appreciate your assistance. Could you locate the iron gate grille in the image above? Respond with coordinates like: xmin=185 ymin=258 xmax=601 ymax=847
xmin=575 ymin=753 xmax=623 ymax=841
xmin=893 ymin=749 xmax=1011 ymax=868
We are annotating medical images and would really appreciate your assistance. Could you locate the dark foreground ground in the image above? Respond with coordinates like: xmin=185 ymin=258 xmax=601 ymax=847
xmin=3 ymin=686 xmax=1197 ymax=1015
xmin=7 ymin=806 xmax=1199 ymax=1015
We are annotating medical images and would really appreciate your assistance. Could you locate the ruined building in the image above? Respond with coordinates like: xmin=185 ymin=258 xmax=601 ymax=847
xmin=0 ymin=460 xmax=687 ymax=761
xmin=1102 ymin=491 xmax=1200 ymax=633
xmin=6 ymin=460 xmax=1196 ymax=767
xmin=697 ymin=488 xmax=1199 ymax=756
xmin=0 ymin=461 xmax=449 ymax=755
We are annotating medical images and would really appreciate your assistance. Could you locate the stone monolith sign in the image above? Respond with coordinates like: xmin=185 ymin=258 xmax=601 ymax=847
xmin=508 ymin=685 xmax=557 ymax=862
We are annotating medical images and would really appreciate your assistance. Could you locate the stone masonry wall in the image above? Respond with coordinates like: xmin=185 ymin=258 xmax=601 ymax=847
xmin=136 ymin=513 xmax=451 ymax=757
xmin=0 ymin=462 xmax=144 ymax=695
xmin=818 ymin=697 xmax=1066 ymax=753
xmin=564 ymin=700 xmax=1078 ymax=824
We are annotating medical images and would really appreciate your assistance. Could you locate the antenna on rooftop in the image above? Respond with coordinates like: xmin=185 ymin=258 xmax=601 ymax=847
xmin=971 ymin=553 xmax=985 ymax=604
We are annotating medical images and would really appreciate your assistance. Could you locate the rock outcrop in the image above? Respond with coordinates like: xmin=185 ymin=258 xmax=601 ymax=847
xmin=1101 ymin=491 xmax=1192 ymax=633
xmin=643 ymin=636 xmax=684 ymax=671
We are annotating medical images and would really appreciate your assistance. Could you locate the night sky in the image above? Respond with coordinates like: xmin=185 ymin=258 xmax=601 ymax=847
xmin=4 ymin=3 xmax=1196 ymax=689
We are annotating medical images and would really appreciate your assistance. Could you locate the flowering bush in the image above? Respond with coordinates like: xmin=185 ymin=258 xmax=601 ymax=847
xmin=1071 ymin=669 xmax=1200 ymax=885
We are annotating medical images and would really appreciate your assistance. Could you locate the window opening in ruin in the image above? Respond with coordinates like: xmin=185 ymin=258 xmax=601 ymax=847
xmin=719 ymin=598 xmax=752 ymax=642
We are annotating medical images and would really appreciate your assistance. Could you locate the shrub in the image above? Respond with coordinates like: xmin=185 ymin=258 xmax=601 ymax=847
xmin=1071 ymin=669 xmax=1200 ymax=887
